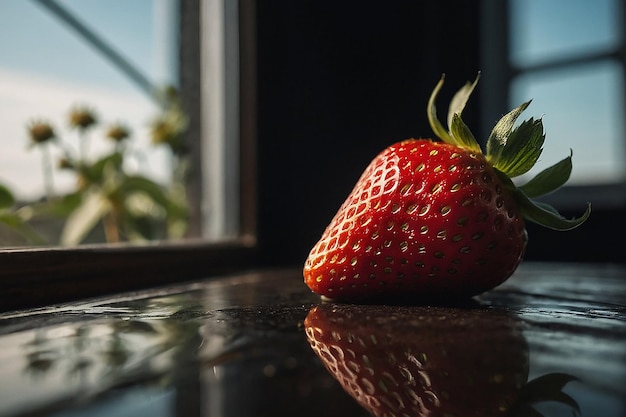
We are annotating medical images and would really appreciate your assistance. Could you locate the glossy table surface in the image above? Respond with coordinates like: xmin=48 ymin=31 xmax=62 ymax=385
xmin=0 ymin=262 xmax=624 ymax=417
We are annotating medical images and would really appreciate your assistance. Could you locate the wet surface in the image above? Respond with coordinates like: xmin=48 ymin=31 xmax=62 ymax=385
xmin=0 ymin=263 xmax=625 ymax=417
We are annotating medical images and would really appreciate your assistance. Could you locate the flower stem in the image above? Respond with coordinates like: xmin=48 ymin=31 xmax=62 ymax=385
xmin=79 ymin=129 xmax=89 ymax=162
xmin=41 ymin=144 xmax=55 ymax=200
xmin=102 ymin=210 xmax=120 ymax=243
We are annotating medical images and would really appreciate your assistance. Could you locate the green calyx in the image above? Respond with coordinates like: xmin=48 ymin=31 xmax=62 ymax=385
xmin=427 ymin=74 xmax=591 ymax=231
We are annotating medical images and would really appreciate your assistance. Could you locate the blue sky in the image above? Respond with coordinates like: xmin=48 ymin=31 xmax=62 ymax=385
xmin=0 ymin=0 xmax=172 ymax=95
xmin=0 ymin=0 xmax=177 ymax=199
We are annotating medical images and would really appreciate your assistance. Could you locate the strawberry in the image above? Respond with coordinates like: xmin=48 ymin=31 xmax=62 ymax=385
xmin=305 ymin=303 xmax=580 ymax=417
xmin=303 ymin=75 xmax=591 ymax=301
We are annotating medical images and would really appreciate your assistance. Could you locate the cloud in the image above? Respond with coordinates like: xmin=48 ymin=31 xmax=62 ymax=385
xmin=0 ymin=68 xmax=171 ymax=200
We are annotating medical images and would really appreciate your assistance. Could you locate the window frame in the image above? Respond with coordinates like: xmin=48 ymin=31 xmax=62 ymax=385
xmin=0 ymin=0 xmax=259 ymax=312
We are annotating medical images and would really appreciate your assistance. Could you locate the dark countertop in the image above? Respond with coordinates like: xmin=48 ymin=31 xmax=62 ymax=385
xmin=0 ymin=262 xmax=624 ymax=417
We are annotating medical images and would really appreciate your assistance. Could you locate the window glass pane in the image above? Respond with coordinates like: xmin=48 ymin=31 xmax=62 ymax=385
xmin=509 ymin=0 xmax=622 ymax=67
xmin=0 ymin=1 xmax=184 ymax=246
xmin=510 ymin=60 xmax=625 ymax=185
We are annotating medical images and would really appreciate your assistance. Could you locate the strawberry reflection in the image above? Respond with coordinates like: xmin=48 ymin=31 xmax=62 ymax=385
xmin=305 ymin=303 xmax=579 ymax=417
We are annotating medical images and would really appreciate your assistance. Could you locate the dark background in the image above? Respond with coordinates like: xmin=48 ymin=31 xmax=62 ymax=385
xmin=252 ymin=1 xmax=620 ymax=267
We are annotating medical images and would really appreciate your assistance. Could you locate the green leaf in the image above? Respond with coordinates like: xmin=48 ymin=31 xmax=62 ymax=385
xmin=516 ymin=189 xmax=591 ymax=231
xmin=449 ymin=113 xmax=481 ymax=153
xmin=27 ymin=192 xmax=83 ymax=218
xmin=494 ymin=117 xmax=545 ymax=177
xmin=60 ymin=190 xmax=110 ymax=245
xmin=121 ymin=175 xmax=187 ymax=219
xmin=447 ymin=72 xmax=480 ymax=130
xmin=80 ymin=152 xmax=124 ymax=185
xmin=120 ymin=176 xmax=168 ymax=203
xmin=486 ymin=100 xmax=531 ymax=164
xmin=427 ymin=74 xmax=481 ymax=152
xmin=0 ymin=184 xmax=15 ymax=209
xmin=124 ymin=213 xmax=156 ymax=241
xmin=427 ymin=75 xmax=454 ymax=143
xmin=0 ymin=212 xmax=46 ymax=244
xmin=519 ymin=151 xmax=573 ymax=198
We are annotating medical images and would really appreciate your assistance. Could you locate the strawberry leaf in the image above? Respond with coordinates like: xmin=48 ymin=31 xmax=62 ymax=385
xmin=447 ymin=72 xmax=480 ymax=130
xmin=428 ymin=75 xmax=481 ymax=152
xmin=450 ymin=113 xmax=481 ymax=152
xmin=427 ymin=75 xmax=455 ymax=143
xmin=486 ymin=100 xmax=543 ymax=178
xmin=487 ymin=103 xmax=545 ymax=178
xmin=515 ymin=188 xmax=591 ymax=231
xmin=495 ymin=117 xmax=545 ymax=177
xmin=519 ymin=151 xmax=573 ymax=198
xmin=487 ymin=101 xmax=531 ymax=153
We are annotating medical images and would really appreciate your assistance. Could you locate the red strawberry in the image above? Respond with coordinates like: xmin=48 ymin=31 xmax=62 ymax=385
xmin=304 ymin=75 xmax=591 ymax=301
xmin=305 ymin=303 xmax=579 ymax=417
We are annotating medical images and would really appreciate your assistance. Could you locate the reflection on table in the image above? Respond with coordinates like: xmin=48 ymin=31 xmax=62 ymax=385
xmin=0 ymin=263 xmax=624 ymax=417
